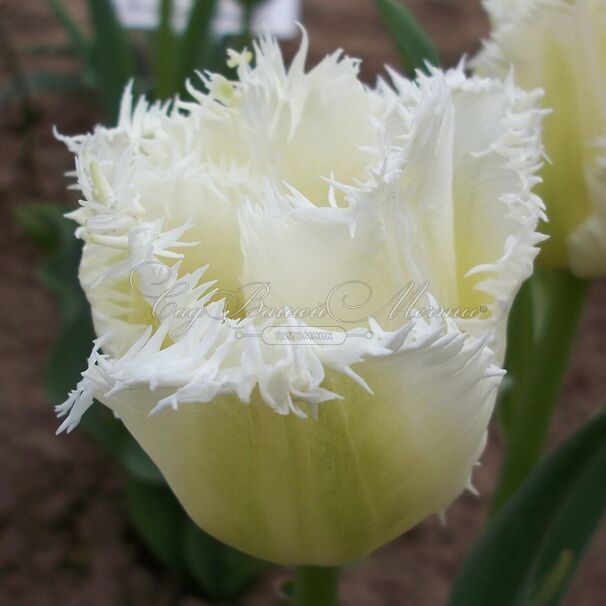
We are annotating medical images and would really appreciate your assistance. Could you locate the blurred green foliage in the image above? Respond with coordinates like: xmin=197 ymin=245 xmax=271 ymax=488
xmin=492 ymin=269 xmax=590 ymax=514
xmin=1 ymin=0 xmax=249 ymax=121
xmin=448 ymin=408 xmax=606 ymax=606
xmin=16 ymin=203 xmax=268 ymax=601
xmin=11 ymin=0 xmax=269 ymax=600
xmin=375 ymin=0 xmax=439 ymax=77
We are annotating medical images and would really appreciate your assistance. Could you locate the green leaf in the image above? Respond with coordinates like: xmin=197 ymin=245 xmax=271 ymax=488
xmin=376 ymin=0 xmax=440 ymax=77
xmin=127 ymin=478 xmax=186 ymax=572
xmin=25 ymin=71 xmax=88 ymax=95
xmin=17 ymin=205 xmax=129 ymax=457
xmin=15 ymin=203 xmax=66 ymax=250
xmin=16 ymin=204 xmax=86 ymax=322
xmin=19 ymin=203 xmax=266 ymax=602
xmin=16 ymin=206 xmax=171 ymax=474
xmin=79 ymin=403 xmax=131 ymax=456
xmin=497 ymin=278 xmax=535 ymax=440
xmin=491 ymin=268 xmax=590 ymax=514
xmin=528 ymin=551 xmax=574 ymax=606
xmin=48 ymin=0 xmax=92 ymax=63
xmin=183 ymin=519 xmax=267 ymax=601
xmin=86 ymin=0 xmax=135 ymax=121
xmin=153 ymin=0 xmax=178 ymax=99
xmin=0 ymin=72 xmax=88 ymax=108
xmin=22 ymin=43 xmax=76 ymax=57
xmin=45 ymin=306 xmax=95 ymax=403
xmin=127 ymin=479 xmax=267 ymax=600
xmin=447 ymin=410 xmax=606 ymax=606
xmin=120 ymin=438 xmax=165 ymax=485
xmin=278 ymin=577 xmax=295 ymax=602
xmin=527 ymin=437 xmax=606 ymax=605
xmin=177 ymin=0 xmax=218 ymax=91
xmin=17 ymin=205 xmax=95 ymax=406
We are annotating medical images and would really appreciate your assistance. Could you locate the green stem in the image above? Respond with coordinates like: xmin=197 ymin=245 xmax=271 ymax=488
xmin=293 ymin=566 xmax=339 ymax=606
xmin=491 ymin=267 xmax=590 ymax=515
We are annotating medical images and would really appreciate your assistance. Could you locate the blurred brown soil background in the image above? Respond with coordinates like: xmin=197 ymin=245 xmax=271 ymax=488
xmin=1 ymin=1 xmax=605 ymax=604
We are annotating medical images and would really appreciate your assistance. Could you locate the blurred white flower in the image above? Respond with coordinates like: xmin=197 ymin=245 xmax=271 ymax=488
xmin=474 ymin=0 xmax=606 ymax=276
xmin=57 ymin=33 xmax=544 ymax=565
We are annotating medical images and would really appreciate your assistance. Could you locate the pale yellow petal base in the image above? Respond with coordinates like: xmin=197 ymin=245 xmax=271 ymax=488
xmin=105 ymin=355 xmax=494 ymax=565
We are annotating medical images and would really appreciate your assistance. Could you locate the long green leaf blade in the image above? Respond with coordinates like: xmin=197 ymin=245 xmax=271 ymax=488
xmin=491 ymin=268 xmax=590 ymax=514
xmin=447 ymin=410 xmax=606 ymax=606
xmin=527 ymin=438 xmax=606 ymax=605
xmin=183 ymin=519 xmax=267 ymax=600
xmin=178 ymin=0 xmax=218 ymax=90
xmin=86 ymin=0 xmax=135 ymax=121
xmin=126 ymin=478 xmax=185 ymax=572
xmin=48 ymin=0 xmax=92 ymax=63
xmin=529 ymin=551 xmax=574 ymax=606
xmin=497 ymin=278 xmax=535 ymax=439
xmin=153 ymin=0 xmax=178 ymax=99
xmin=376 ymin=0 xmax=440 ymax=77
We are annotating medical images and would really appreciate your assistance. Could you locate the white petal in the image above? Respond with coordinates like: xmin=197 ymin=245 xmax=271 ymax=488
xmin=474 ymin=0 xmax=606 ymax=276
xmin=59 ymin=318 xmax=501 ymax=565
xmin=444 ymin=67 xmax=546 ymax=356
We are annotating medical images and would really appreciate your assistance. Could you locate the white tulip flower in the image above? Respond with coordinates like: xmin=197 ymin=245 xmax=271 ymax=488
xmin=56 ymin=34 xmax=545 ymax=565
xmin=473 ymin=0 xmax=606 ymax=276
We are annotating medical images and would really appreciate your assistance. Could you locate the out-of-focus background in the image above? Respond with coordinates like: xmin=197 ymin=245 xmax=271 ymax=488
xmin=1 ymin=1 xmax=605 ymax=604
